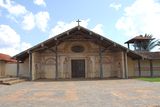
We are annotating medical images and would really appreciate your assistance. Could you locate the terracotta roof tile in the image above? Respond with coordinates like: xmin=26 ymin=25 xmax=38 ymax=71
xmin=0 ymin=53 xmax=17 ymax=63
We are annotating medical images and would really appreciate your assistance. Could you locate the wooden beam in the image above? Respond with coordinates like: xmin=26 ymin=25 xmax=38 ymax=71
xmin=138 ymin=60 xmax=141 ymax=77
xmin=34 ymin=46 xmax=48 ymax=52
xmin=16 ymin=59 xmax=19 ymax=77
xmin=29 ymin=52 xmax=32 ymax=81
xmin=150 ymin=60 xmax=153 ymax=77
xmin=66 ymin=39 xmax=93 ymax=41
xmin=66 ymin=31 xmax=69 ymax=35
xmin=89 ymin=32 xmax=92 ymax=35
xmin=41 ymin=43 xmax=44 ymax=47
xmin=101 ymin=44 xmax=113 ymax=53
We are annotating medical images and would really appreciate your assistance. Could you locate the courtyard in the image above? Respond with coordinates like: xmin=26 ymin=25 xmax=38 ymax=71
xmin=0 ymin=79 xmax=160 ymax=107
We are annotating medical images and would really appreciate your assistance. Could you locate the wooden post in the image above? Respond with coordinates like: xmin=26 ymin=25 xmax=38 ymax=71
xmin=99 ymin=45 xmax=103 ymax=79
xmin=134 ymin=42 xmax=136 ymax=50
xmin=29 ymin=52 xmax=32 ymax=80
xmin=123 ymin=52 xmax=128 ymax=79
xmin=16 ymin=59 xmax=19 ymax=77
xmin=138 ymin=60 xmax=141 ymax=77
xmin=55 ymin=42 xmax=58 ymax=80
xmin=127 ymin=43 xmax=130 ymax=49
xmin=150 ymin=60 xmax=153 ymax=77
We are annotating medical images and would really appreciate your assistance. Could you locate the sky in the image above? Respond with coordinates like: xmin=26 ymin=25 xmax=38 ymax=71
xmin=0 ymin=0 xmax=160 ymax=56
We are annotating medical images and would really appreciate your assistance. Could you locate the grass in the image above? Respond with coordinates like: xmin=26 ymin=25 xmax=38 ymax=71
xmin=138 ymin=77 xmax=160 ymax=82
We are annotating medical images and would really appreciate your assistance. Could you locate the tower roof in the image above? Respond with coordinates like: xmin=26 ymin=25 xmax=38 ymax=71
xmin=125 ymin=35 xmax=153 ymax=44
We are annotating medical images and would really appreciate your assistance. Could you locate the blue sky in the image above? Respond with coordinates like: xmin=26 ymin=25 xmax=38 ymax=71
xmin=0 ymin=0 xmax=160 ymax=56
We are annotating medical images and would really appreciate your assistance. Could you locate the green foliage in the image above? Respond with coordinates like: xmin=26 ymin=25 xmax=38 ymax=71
xmin=138 ymin=77 xmax=160 ymax=82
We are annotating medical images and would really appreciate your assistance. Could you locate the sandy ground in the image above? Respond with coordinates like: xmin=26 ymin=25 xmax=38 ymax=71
xmin=0 ymin=79 xmax=160 ymax=107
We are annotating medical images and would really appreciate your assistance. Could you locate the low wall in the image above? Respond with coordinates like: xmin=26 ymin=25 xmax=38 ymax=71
xmin=5 ymin=63 xmax=17 ymax=76
xmin=0 ymin=61 xmax=5 ymax=76
xmin=5 ymin=59 xmax=29 ymax=78
xmin=134 ymin=59 xmax=160 ymax=77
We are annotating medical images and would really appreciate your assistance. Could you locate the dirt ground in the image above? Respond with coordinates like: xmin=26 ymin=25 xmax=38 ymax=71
xmin=0 ymin=79 xmax=160 ymax=107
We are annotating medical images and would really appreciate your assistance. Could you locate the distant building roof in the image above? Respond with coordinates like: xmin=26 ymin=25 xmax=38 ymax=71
xmin=125 ymin=35 xmax=153 ymax=44
xmin=0 ymin=53 xmax=17 ymax=63
xmin=137 ymin=51 xmax=160 ymax=60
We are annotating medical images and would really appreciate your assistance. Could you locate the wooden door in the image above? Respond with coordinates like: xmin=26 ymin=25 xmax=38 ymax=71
xmin=71 ymin=60 xmax=85 ymax=78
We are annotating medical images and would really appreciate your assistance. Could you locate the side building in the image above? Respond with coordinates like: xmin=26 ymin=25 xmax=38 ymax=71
xmin=0 ymin=53 xmax=17 ymax=77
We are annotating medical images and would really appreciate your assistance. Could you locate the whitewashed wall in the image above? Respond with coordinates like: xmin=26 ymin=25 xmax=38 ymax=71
xmin=0 ymin=61 xmax=5 ymax=76
xmin=5 ymin=63 xmax=17 ymax=76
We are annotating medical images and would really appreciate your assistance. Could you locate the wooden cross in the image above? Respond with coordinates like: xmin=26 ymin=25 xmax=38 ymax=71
xmin=76 ymin=19 xmax=81 ymax=26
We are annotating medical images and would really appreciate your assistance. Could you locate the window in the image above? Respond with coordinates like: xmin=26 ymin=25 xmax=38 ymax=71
xmin=71 ymin=45 xmax=84 ymax=53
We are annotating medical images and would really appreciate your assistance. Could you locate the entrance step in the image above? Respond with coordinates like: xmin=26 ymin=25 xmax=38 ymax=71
xmin=0 ymin=78 xmax=17 ymax=83
xmin=0 ymin=77 xmax=26 ymax=85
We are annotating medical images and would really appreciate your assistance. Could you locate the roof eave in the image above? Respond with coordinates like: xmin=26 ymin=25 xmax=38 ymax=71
xmin=12 ymin=25 xmax=142 ymax=60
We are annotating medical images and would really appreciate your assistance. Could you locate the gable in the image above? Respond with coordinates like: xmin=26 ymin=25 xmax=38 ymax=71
xmin=13 ymin=26 xmax=142 ymax=60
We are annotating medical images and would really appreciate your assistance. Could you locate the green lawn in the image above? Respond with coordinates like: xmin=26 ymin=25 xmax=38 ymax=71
xmin=138 ymin=77 xmax=160 ymax=82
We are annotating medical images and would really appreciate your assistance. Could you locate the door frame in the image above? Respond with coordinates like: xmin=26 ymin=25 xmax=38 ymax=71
xmin=69 ymin=58 xmax=87 ymax=78
xmin=71 ymin=59 xmax=85 ymax=78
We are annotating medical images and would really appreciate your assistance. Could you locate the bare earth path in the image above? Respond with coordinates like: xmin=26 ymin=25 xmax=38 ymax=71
xmin=0 ymin=79 xmax=160 ymax=107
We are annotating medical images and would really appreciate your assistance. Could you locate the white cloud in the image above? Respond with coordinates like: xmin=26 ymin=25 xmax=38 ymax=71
xmin=35 ymin=11 xmax=50 ymax=32
xmin=21 ymin=11 xmax=50 ymax=31
xmin=0 ymin=0 xmax=50 ymax=32
xmin=49 ymin=19 xmax=90 ymax=37
xmin=49 ymin=19 xmax=105 ymax=38
xmin=0 ymin=25 xmax=31 ymax=56
xmin=20 ymin=42 xmax=32 ymax=51
xmin=0 ymin=25 xmax=20 ymax=48
xmin=22 ymin=13 xmax=35 ymax=30
xmin=109 ymin=3 xmax=122 ymax=11
xmin=0 ymin=0 xmax=27 ymax=16
xmin=33 ymin=0 xmax=46 ymax=7
xmin=92 ymin=24 xmax=104 ymax=35
xmin=116 ymin=0 xmax=160 ymax=40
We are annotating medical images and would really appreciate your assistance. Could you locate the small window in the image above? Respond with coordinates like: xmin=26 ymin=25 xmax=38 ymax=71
xmin=71 ymin=45 xmax=84 ymax=53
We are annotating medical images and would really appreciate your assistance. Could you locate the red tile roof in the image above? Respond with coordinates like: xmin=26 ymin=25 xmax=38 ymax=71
xmin=0 ymin=53 xmax=17 ymax=63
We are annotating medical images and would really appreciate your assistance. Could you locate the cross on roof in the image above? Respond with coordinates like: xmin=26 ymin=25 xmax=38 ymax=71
xmin=76 ymin=19 xmax=81 ymax=26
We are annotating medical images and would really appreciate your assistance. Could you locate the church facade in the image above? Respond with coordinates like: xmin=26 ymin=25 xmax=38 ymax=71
xmin=13 ymin=26 xmax=142 ymax=80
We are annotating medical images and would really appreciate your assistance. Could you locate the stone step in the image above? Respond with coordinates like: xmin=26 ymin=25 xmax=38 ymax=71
xmin=0 ymin=76 xmax=6 ymax=78
xmin=2 ymin=79 xmax=26 ymax=85
xmin=0 ymin=78 xmax=18 ymax=83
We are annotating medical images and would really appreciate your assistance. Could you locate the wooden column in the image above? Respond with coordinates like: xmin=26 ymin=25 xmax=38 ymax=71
xmin=134 ymin=42 xmax=136 ymax=50
xmin=124 ymin=52 xmax=128 ymax=79
xmin=127 ymin=43 xmax=130 ymax=49
xmin=29 ymin=52 xmax=32 ymax=80
xmin=16 ymin=59 xmax=19 ymax=77
xmin=150 ymin=60 xmax=153 ymax=77
xmin=138 ymin=60 xmax=141 ymax=77
xmin=55 ymin=41 xmax=58 ymax=80
xmin=99 ymin=45 xmax=103 ymax=79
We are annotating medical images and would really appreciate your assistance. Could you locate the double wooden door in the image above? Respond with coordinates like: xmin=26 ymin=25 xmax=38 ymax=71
xmin=71 ymin=60 xmax=85 ymax=78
